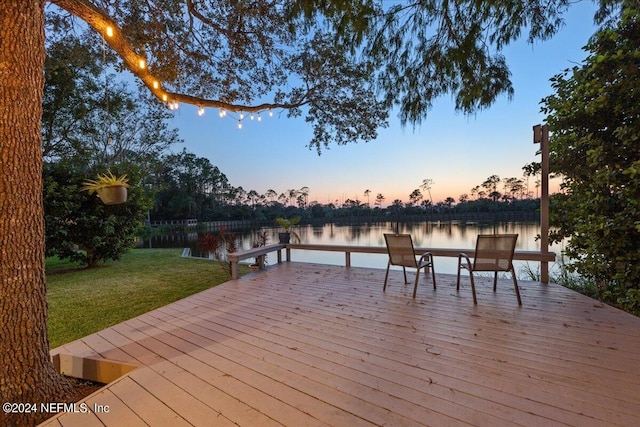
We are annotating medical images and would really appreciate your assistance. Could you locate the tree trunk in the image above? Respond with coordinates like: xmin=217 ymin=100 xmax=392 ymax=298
xmin=0 ymin=1 xmax=72 ymax=425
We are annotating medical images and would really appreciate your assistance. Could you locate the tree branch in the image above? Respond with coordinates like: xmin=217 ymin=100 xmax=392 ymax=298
xmin=49 ymin=0 xmax=311 ymax=113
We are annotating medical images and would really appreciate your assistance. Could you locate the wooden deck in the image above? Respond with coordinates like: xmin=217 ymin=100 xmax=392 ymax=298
xmin=44 ymin=262 xmax=640 ymax=426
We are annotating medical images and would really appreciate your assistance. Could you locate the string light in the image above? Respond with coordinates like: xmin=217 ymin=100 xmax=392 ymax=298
xmin=100 ymin=21 xmax=276 ymax=134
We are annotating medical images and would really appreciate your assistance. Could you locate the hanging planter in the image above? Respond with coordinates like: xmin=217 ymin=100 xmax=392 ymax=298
xmin=81 ymin=171 xmax=130 ymax=205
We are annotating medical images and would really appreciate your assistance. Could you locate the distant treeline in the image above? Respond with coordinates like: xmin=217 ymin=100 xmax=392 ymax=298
xmin=149 ymin=210 xmax=541 ymax=235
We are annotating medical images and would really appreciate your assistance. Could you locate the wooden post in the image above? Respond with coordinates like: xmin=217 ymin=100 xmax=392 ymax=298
xmin=231 ymin=261 xmax=239 ymax=280
xmin=533 ymin=124 xmax=550 ymax=284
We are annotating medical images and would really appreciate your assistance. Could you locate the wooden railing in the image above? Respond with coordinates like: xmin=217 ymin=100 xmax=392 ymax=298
xmin=228 ymin=243 xmax=556 ymax=282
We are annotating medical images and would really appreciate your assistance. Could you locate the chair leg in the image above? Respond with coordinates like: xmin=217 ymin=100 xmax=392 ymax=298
xmin=430 ymin=258 xmax=436 ymax=289
xmin=413 ymin=268 xmax=420 ymax=299
xmin=511 ymin=268 xmax=522 ymax=305
xmin=402 ymin=266 xmax=408 ymax=284
xmin=493 ymin=272 xmax=498 ymax=292
xmin=457 ymin=259 xmax=477 ymax=304
xmin=383 ymin=262 xmax=391 ymax=292
xmin=469 ymin=271 xmax=478 ymax=305
xmin=424 ymin=255 xmax=436 ymax=289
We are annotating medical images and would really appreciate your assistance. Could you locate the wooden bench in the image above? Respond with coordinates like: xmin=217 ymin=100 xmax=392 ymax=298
xmin=227 ymin=243 xmax=286 ymax=279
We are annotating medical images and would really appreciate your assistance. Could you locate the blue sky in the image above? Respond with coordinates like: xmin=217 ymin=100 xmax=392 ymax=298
xmin=168 ymin=2 xmax=597 ymax=206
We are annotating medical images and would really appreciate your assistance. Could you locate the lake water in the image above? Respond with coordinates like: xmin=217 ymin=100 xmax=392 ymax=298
xmin=142 ymin=220 xmax=564 ymax=279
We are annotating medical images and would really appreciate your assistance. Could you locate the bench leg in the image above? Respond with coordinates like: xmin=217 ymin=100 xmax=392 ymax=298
xmin=231 ymin=262 xmax=238 ymax=280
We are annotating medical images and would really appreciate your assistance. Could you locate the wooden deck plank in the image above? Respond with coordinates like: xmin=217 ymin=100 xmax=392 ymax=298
xmin=133 ymin=310 xmax=463 ymax=427
xmin=148 ymin=303 xmax=528 ymax=426
xmin=134 ymin=354 xmax=283 ymax=427
xmin=107 ymin=375 xmax=192 ymax=426
xmin=209 ymin=266 xmax=637 ymax=426
xmin=161 ymin=272 xmax=636 ymax=426
xmin=103 ymin=318 xmax=336 ymax=427
xmin=91 ymin=320 xmax=286 ymax=427
xmin=43 ymin=262 xmax=640 ymax=427
xmin=55 ymin=412 xmax=101 ymax=427
xmin=75 ymin=387 xmax=145 ymax=427
xmin=117 ymin=316 xmax=388 ymax=427
xmin=128 ymin=368 xmax=238 ymax=427
xmin=160 ymin=295 xmax=605 ymax=426
xmin=182 ymin=272 xmax=633 ymax=392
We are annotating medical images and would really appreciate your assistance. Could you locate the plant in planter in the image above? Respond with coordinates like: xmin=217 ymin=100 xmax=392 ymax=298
xmin=197 ymin=226 xmax=238 ymax=277
xmin=275 ymin=216 xmax=301 ymax=243
xmin=81 ymin=171 xmax=131 ymax=205
xmin=198 ymin=232 xmax=221 ymax=259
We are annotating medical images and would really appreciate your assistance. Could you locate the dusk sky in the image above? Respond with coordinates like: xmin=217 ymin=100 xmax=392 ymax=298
xmin=167 ymin=2 xmax=597 ymax=206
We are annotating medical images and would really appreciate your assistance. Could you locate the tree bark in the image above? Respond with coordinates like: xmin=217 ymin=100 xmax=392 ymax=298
xmin=0 ymin=1 xmax=72 ymax=425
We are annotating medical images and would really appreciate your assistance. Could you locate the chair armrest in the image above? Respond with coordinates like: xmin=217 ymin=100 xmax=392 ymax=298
xmin=418 ymin=252 xmax=434 ymax=265
xmin=458 ymin=252 xmax=472 ymax=270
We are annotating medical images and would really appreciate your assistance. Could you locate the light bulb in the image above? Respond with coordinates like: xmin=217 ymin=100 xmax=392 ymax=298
xmin=237 ymin=120 xmax=242 ymax=129
xmin=138 ymin=59 xmax=146 ymax=69
xmin=250 ymin=113 xmax=254 ymax=120
xmin=162 ymin=94 xmax=168 ymax=102
xmin=239 ymin=112 xmax=245 ymax=120
xmin=269 ymin=108 xmax=273 ymax=117
xmin=106 ymin=26 xmax=114 ymax=37
xmin=198 ymin=107 xmax=205 ymax=116
xmin=153 ymin=81 xmax=159 ymax=89
xmin=257 ymin=113 xmax=262 ymax=121
xmin=219 ymin=108 xmax=225 ymax=117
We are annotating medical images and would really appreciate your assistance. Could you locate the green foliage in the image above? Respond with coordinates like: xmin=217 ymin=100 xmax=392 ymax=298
xmin=48 ymin=1 xmax=388 ymax=154
xmin=151 ymin=149 xmax=232 ymax=221
xmin=41 ymin=30 xmax=182 ymax=268
xmin=275 ymin=216 xmax=301 ymax=243
xmin=43 ymin=24 xmax=181 ymax=166
xmin=366 ymin=0 xmax=562 ymax=124
xmin=48 ymin=1 xmax=630 ymax=153
xmin=44 ymin=163 xmax=154 ymax=268
xmin=275 ymin=216 xmax=301 ymax=230
xmin=542 ymin=4 xmax=640 ymax=311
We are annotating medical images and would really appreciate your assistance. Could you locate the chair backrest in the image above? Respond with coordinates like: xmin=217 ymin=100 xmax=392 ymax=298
xmin=384 ymin=233 xmax=418 ymax=268
xmin=472 ymin=234 xmax=518 ymax=272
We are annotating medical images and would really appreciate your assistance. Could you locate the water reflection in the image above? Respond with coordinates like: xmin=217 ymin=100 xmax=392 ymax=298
xmin=140 ymin=221 xmax=563 ymax=276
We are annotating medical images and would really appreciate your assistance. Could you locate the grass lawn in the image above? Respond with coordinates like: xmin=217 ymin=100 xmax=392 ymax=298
xmin=46 ymin=248 xmax=245 ymax=349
